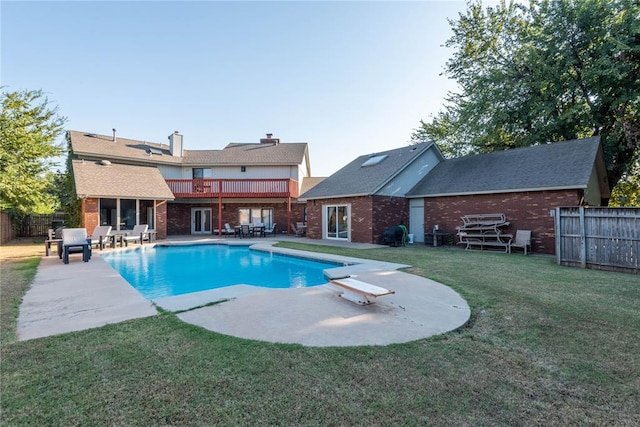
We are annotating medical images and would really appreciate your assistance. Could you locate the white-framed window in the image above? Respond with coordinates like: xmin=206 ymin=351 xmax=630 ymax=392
xmin=192 ymin=168 xmax=213 ymax=178
xmin=324 ymin=204 xmax=350 ymax=240
xmin=238 ymin=207 xmax=273 ymax=227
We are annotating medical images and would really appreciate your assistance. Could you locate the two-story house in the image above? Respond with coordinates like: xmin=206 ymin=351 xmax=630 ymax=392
xmin=68 ymin=130 xmax=315 ymax=239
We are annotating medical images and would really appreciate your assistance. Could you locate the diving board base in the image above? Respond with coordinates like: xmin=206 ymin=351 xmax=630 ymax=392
xmin=330 ymin=278 xmax=395 ymax=305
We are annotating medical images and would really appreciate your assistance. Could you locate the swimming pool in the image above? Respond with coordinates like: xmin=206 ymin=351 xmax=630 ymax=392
xmin=102 ymin=244 xmax=345 ymax=299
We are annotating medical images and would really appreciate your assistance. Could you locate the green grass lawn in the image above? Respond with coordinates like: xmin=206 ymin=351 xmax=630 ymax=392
xmin=1 ymin=242 xmax=639 ymax=425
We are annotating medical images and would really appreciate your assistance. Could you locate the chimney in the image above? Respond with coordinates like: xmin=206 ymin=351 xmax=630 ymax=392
xmin=168 ymin=131 xmax=183 ymax=157
xmin=260 ymin=133 xmax=280 ymax=144
xmin=112 ymin=128 xmax=117 ymax=142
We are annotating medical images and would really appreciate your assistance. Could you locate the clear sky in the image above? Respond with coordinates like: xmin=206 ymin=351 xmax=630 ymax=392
xmin=2 ymin=0 xmax=468 ymax=177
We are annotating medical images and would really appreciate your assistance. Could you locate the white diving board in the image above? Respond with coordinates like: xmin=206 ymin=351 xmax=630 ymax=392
xmin=330 ymin=277 xmax=395 ymax=305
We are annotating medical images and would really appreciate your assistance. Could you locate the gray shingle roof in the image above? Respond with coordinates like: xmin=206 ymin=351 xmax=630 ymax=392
xmin=182 ymin=142 xmax=308 ymax=165
xmin=301 ymin=143 xmax=436 ymax=199
xmin=406 ymin=137 xmax=602 ymax=197
xmin=73 ymin=160 xmax=175 ymax=199
xmin=300 ymin=177 xmax=326 ymax=195
xmin=68 ymin=131 xmax=308 ymax=166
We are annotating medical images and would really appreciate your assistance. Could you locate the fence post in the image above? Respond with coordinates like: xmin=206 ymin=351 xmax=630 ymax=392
xmin=554 ymin=207 xmax=561 ymax=265
xmin=579 ymin=206 xmax=586 ymax=268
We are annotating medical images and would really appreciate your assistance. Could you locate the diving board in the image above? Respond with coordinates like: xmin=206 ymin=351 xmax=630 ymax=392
xmin=330 ymin=277 xmax=395 ymax=305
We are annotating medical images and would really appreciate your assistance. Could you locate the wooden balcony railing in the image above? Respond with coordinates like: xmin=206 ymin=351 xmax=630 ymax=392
xmin=166 ymin=178 xmax=300 ymax=199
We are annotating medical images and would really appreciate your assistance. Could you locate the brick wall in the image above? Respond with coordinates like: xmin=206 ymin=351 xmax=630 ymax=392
xmin=81 ymin=198 xmax=100 ymax=236
xmin=305 ymin=196 xmax=408 ymax=244
xmin=423 ymin=190 xmax=582 ymax=254
xmin=167 ymin=201 xmax=306 ymax=236
xmin=155 ymin=201 xmax=167 ymax=239
xmin=304 ymin=197 xmax=373 ymax=241
xmin=306 ymin=201 xmax=322 ymax=239
xmin=372 ymin=196 xmax=409 ymax=244
xmin=167 ymin=203 xmax=193 ymax=235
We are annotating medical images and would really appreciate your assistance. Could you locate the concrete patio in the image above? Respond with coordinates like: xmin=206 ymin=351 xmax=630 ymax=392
xmin=16 ymin=237 xmax=471 ymax=346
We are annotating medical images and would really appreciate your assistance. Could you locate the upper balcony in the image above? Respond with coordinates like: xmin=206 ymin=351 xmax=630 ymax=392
xmin=166 ymin=178 xmax=300 ymax=199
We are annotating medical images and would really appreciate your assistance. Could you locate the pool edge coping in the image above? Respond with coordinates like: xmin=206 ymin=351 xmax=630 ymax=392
xmin=149 ymin=241 xmax=411 ymax=312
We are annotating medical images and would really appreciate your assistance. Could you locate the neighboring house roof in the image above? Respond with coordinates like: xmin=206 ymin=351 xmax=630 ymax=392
xmin=72 ymin=159 xmax=175 ymax=200
xmin=406 ymin=136 xmax=606 ymax=197
xmin=68 ymin=130 xmax=308 ymax=167
xmin=183 ymin=142 xmax=308 ymax=166
xmin=300 ymin=143 xmax=439 ymax=200
xmin=300 ymin=177 xmax=326 ymax=195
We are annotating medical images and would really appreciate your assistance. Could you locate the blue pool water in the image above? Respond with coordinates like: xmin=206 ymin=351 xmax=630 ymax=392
xmin=102 ymin=244 xmax=344 ymax=299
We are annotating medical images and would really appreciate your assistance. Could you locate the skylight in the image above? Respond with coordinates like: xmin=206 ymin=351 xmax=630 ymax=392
xmin=147 ymin=148 xmax=163 ymax=155
xmin=362 ymin=154 xmax=387 ymax=167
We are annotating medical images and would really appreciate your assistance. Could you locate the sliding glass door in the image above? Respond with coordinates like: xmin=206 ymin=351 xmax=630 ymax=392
xmin=325 ymin=205 xmax=349 ymax=240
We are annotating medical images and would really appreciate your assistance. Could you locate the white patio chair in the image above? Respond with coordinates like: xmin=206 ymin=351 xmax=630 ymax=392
xmin=89 ymin=225 xmax=112 ymax=250
xmin=510 ymin=230 xmax=532 ymax=255
xmin=122 ymin=224 xmax=149 ymax=246
xmin=60 ymin=228 xmax=91 ymax=264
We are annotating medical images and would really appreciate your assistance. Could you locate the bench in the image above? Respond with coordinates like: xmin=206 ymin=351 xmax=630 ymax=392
xmin=458 ymin=213 xmax=509 ymax=228
xmin=330 ymin=277 xmax=395 ymax=305
xmin=457 ymin=232 xmax=512 ymax=253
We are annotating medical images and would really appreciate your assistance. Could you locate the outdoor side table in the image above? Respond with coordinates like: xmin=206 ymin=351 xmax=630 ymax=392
xmin=424 ymin=232 xmax=452 ymax=247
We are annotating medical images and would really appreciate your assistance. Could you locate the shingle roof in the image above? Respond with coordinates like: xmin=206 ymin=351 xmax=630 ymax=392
xmin=406 ymin=137 xmax=602 ymax=197
xmin=300 ymin=143 xmax=436 ymax=199
xmin=73 ymin=159 xmax=175 ymax=200
xmin=182 ymin=142 xmax=308 ymax=165
xmin=69 ymin=131 xmax=181 ymax=165
xmin=300 ymin=177 xmax=326 ymax=195
xmin=68 ymin=131 xmax=308 ymax=166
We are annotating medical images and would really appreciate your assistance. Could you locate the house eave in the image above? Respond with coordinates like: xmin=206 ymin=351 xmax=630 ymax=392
xmin=300 ymin=192 xmax=372 ymax=201
xmin=78 ymin=193 xmax=175 ymax=201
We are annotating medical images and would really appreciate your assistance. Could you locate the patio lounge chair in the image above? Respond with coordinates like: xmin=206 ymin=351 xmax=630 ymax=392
xmin=89 ymin=225 xmax=112 ymax=250
xmin=510 ymin=230 xmax=532 ymax=255
xmin=290 ymin=223 xmax=305 ymax=237
xmin=60 ymin=228 xmax=91 ymax=264
xmin=122 ymin=224 xmax=149 ymax=246
xmin=214 ymin=223 xmax=235 ymax=236
xmin=264 ymin=223 xmax=277 ymax=236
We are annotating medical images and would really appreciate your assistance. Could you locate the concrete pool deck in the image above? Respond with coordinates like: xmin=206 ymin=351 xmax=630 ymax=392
xmin=16 ymin=237 xmax=471 ymax=346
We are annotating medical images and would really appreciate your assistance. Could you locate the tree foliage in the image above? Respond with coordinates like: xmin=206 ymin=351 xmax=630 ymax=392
xmin=0 ymin=89 xmax=67 ymax=214
xmin=413 ymin=0 xmax=640 ymax=194
xmin=609 ymin=159 xmax=640 ymax=206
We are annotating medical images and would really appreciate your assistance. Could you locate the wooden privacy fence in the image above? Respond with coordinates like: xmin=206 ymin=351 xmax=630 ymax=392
xmin=0 ymin=213 xmax=66 ymax=241
xmin=1 ymin=211 xmax=16 ymax=244
xmin=553 ymin=207 xmax=639 ymax=272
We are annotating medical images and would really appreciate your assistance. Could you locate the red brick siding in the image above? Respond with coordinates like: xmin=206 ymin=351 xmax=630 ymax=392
xmin=372 ymin=196 xmax=409 ymax=244
xmin=423 ymin=190 xmax=582 ymax=254
xmin=81 ymin=198 xmax=100 ymax=236
xmin=306 ymin=201 xmax=322 ymax=239
xmin=167 ymin=201 xmax=306 ymax=236
xmin=305 ymin=196 xmax=408 ymax=244
xmin=155 ymin=201 xmax=167 ymax=239
xmin=304 ymin=197 xmax=372 ymax=241
xmin=167 ymin=204 xmax=194 ymax=235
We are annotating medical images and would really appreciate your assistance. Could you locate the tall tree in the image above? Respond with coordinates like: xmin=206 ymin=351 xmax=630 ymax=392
xmin=413 ymin=0 xmax=640 ymax=194
xmin=0 ymin=89 xmax=67 ymax=214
